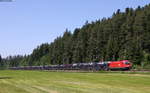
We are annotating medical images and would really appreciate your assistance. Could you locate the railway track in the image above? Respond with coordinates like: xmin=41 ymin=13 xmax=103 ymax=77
xmin=41 ymin=69 xmax=150 ymax=73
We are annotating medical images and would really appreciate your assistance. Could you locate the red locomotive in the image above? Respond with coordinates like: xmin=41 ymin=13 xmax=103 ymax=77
xmin=108 ymin=60 xmax=132 ymax=70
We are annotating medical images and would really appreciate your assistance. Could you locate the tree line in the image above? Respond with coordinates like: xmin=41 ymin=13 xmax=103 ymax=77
xmin=1 ymin=4 xmax=150 ymax=69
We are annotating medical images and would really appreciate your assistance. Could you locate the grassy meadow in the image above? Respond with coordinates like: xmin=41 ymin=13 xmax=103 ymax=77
xmin=0 ymin=70 xmax=150 ymax=93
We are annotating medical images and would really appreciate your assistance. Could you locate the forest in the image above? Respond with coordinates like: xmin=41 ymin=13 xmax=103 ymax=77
xmin=1 ymin=4 xmax=150 ymax=69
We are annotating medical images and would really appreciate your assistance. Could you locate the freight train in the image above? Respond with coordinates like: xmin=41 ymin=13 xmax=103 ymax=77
xmin=9 ymin=60 xmax=132 ymax=71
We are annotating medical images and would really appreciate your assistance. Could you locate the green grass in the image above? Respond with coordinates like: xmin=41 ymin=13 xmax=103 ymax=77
xmin=0 ymin=70 xmax=150 ymax=93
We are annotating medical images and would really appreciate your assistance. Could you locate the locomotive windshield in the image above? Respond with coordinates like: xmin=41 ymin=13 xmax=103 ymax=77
xmin=125 ymin=62 xmax=130 ymax=65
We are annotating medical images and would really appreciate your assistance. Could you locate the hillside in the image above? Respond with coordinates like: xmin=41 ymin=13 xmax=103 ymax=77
xmin=1 ymin=4 xmax=150 ymax=68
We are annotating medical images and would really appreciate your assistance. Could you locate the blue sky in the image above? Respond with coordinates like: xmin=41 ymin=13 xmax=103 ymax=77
xmin=0 ymin=0 xmax=150 ymax=58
